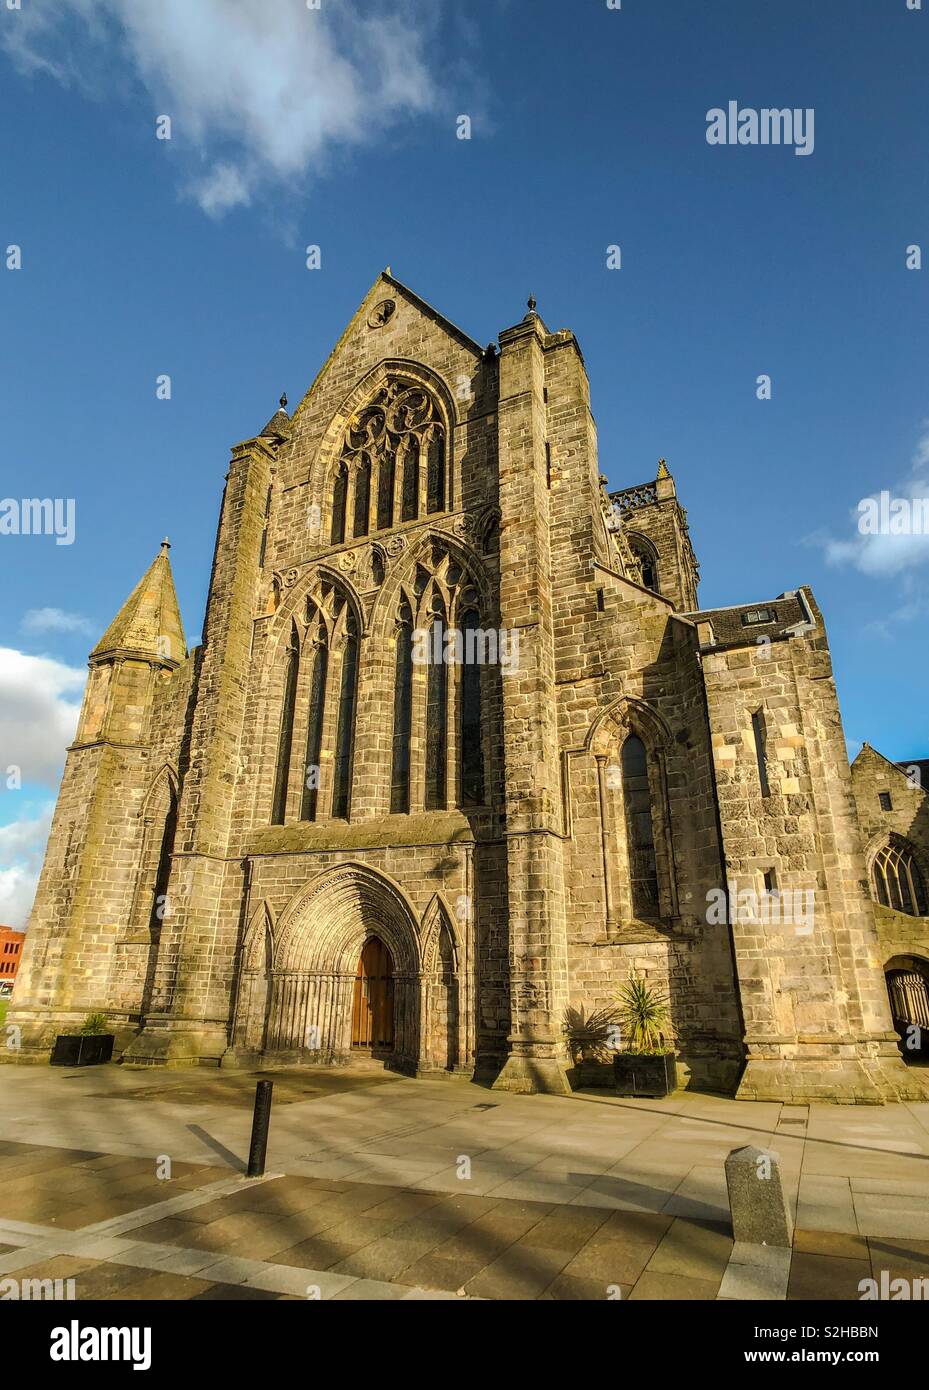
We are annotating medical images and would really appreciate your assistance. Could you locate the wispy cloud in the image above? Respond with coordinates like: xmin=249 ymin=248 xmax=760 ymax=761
xmin=0 ymin=647 xmax=83 ymax=786
xmin=0 ymin=803 xmax=54 ymax=930
xmin=21 ymin=607 xmax=93 ymax=636
xmin=1 ymin=0 xmax=438 ymax=216
xmin=815 ymin=423 xmax=929 ymax=579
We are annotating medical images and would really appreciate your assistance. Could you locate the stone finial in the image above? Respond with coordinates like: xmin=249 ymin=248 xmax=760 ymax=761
xmin=483 ymin=342 xmax=497 ymax=361
xmin=280 ymin=392 xmax=288 ymax=410
xmin=160 ymin=537 xmax=171 ymax=555
xmin=527 ymin=294 xmax=537 ymax=314
xmin=385 ymin=265 xmax=392 ymax=276
xmin=656 ymin=458 xmax=670 ymax=479
xmin=725 ymin=1144 xmax=793 ymax=1248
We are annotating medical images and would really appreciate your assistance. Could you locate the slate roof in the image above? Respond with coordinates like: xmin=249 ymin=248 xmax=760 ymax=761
xmin=685 ymin=593 xmax=809 ymax=647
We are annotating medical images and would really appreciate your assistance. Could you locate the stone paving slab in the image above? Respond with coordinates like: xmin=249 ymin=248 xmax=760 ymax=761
xmin=2 ymin=1068 xmax=929 ymax=1298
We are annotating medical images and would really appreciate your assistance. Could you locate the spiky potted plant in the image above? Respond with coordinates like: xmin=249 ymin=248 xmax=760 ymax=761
xmin=51 ymin=1012 xmax=115 ymax=1067
xmin=612 ymin=975 xmax=677 ymax=1097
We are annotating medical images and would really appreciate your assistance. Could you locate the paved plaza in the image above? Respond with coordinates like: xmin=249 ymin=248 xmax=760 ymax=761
xmin=1 ymin=1066 xmax=928 ymax=1300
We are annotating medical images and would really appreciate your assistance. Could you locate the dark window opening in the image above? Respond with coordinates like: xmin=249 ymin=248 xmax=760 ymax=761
xmin=271 ymin=627 xmax=299 ymax=824
xmin=879 ymin=791 xmax=893 ymax=812
xmin=330 ymin=612 xmax=358 ymax=819
xmin=622 ymin=733 xmax=659 ymax=918
xmin=390 ymin=603 xmax=414 ymax=813
xmin=460 ymin=608 xmax=484 ymax=806
xmin=752 ymin=709 xmax=770 ymax=798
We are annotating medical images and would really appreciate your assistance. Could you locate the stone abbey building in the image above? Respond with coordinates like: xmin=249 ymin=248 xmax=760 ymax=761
xmin=9 ymin=274 xmax=929 ymax=1102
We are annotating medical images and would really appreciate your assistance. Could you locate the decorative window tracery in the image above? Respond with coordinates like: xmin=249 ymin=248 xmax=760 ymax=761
xmin=332 ymin=379 xmax=448 ymax=543
xmin=872 ymin=836 xmax=928 ymax=917
xmin=390 ymin=542 xmax=486 ymax=815
xmin=270 ymin=580 xmax=360 ymax=825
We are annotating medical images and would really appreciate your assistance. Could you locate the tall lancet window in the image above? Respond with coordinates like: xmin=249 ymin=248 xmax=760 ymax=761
xmin=271 ymin=623 xmax=299 ymax=825
xmin=622 ymin=733 xmax=659 ymax=918
xmin=426 ymin=427 xmax=445 ymax=514
xmin=376 ymin=452 xmax=395 ymax=531
xmin=300 ymin=605 xmax=329 ymax=823
xmin=331 ymin=464 xmax=348 ymax=545
xmin=401 ymin=436 xmax=420 ymax=522
xmin=424 ymin=597 xmax=448 ymax=811
xmin=331 ymin=609 xmax=359 ymax=819
xmin=390 ymin=599 xmax=414 ymax=813
xmin=460 ymin=604 xmax=483 ymax=805
xmin=353 ymin=457 xmax=371 ymax=539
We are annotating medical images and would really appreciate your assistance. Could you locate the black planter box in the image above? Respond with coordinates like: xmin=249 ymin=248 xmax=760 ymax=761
xmin=50 ymin=1034 xmax=114 ymax=1067
xmin=613 ymin=1051 xmax=677 ymax=1097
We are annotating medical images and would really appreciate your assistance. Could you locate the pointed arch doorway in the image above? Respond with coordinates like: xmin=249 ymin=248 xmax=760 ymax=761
xmin=351 ymin=936 xmax=395 ymax=1054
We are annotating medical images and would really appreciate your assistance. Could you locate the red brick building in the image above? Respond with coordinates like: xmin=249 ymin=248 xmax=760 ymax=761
xmin=0 ymin=927 xmax=25 ymax=990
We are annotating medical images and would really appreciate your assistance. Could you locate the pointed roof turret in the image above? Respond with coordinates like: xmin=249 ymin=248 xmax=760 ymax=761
xmin=260 ymin=392 xmax=292 ymax=442
xmin=91 ymin=540 xmax=186 ymax=667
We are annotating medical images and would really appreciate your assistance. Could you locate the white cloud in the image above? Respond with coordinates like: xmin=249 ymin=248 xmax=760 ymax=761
xmin=0 ymin=803 xmax=54 ymax=930
xmin=820 ymin=424 xmax=929 ymax=579
xmin=22 ymin=607 xmax=93 ymax=636
xmin=0 ymin=648 xmax=84 ymax=787
xmin=1 ymin=0 xmax=438 ymax=216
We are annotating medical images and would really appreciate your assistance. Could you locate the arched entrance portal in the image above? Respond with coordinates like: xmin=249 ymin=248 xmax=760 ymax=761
xmin=885 ymin=955 xmax=929 ymax=1061
xmin=231 ymin=865 xmax=469 ymax=1075
xmin=352 ymin=937 xmax=395 ymax=1053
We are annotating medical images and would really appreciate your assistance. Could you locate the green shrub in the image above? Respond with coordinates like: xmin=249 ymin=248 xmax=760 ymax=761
xmin=614 ymin=975 xmax=671 ymax=1055
xmin=80 ymin=1012 xmax=109 ymax=1036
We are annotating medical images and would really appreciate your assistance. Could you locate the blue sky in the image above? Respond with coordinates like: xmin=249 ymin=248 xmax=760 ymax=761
xmin=1 ymin=0 xmax=927 ymax=924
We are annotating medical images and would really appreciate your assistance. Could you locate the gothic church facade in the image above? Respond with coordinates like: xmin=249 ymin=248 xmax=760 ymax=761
xmin=9 ymin=274 xmax=928 ymax=1103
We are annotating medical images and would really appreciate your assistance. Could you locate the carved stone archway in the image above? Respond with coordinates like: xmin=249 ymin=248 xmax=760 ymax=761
xmin=232 ymin=863 xmax=472 ymax=1074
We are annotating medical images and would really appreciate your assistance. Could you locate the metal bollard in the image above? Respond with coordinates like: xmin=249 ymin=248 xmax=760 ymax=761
xmin=246 ymin=1079 xmax=273 ymax=1178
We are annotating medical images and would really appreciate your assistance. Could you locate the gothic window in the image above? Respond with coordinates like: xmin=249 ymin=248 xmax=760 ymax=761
xmin=886 ymin=967 xmax=929 ymax=1029
xmin=331 ymin=609 xmax=359 ymax=819
xmin=271 ymin=622 xmax=299 ymax=824
xmin=622 ymin=733 xmax=660 ymax=918
xmin=353 ymin=457 xmax=371 ymax=538
xmin=426 ymin=428 xmax=445 ymax=514
xmin=460 ymin=605 xmax=484 ymax=805
xmin=376 ymin=454 xmax=395 ymax=531
xmin=391 ymin=599 xmax=414 ymax=813
xmin=333 ymin=379 xmax=448 ymax=542
xmin=628 ymin=535 xmax=659 ymax=594
xmin=331 ymin=465 xmax=348 ymax=545
xmin=391 ymin=543 xmax=484 ymax=815
xmin=424 ymin=597 xmax=448 ymax=810
xmin=300 ymin=606 xmax=328 ymax=822
xmin=401 ymin=436 xmax=420 ymax=522
xmin=872 ymin=837 xmax=928 ymax=917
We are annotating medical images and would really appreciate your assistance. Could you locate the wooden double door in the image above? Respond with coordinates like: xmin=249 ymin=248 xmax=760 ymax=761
xmin=351 ymin=936 xmax=395 ymax=1051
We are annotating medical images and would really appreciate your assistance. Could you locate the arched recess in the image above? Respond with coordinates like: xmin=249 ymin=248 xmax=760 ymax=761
xmin=310 ymin=361 xmax=458 ymax=542
xmin=586 ymin=697 xmax=678 ymax=929
xmin=252 ymin=863 xmax=426 ymax=1069
xmin=625 ymin=531 xmax=661 ymax=593
xmin=231 ymin=902 xmax=275 ymax=1052
xmin=124 ymin=764 xmax=179 ymax=944
xmin=421 ymin=894 xmax=463 ymax=1072
xmin=884 ymin=952 xmax=929 ymax=1059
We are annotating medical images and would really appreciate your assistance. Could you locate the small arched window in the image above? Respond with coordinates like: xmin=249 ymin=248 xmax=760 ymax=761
xmin=873 ymin=837 xmax=928 ymax=916
xmin=629 ymin=536 xmax=659 ymax=594
xmin=331 ymin=610 xmax=359 ymax=819
xmin=271 ymin=623 xmax=299 ymax=824
xmin=622 ymin=733 xmax=659 ymax=918
xmin=390 ymin=600 xmax=414 ymax=813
